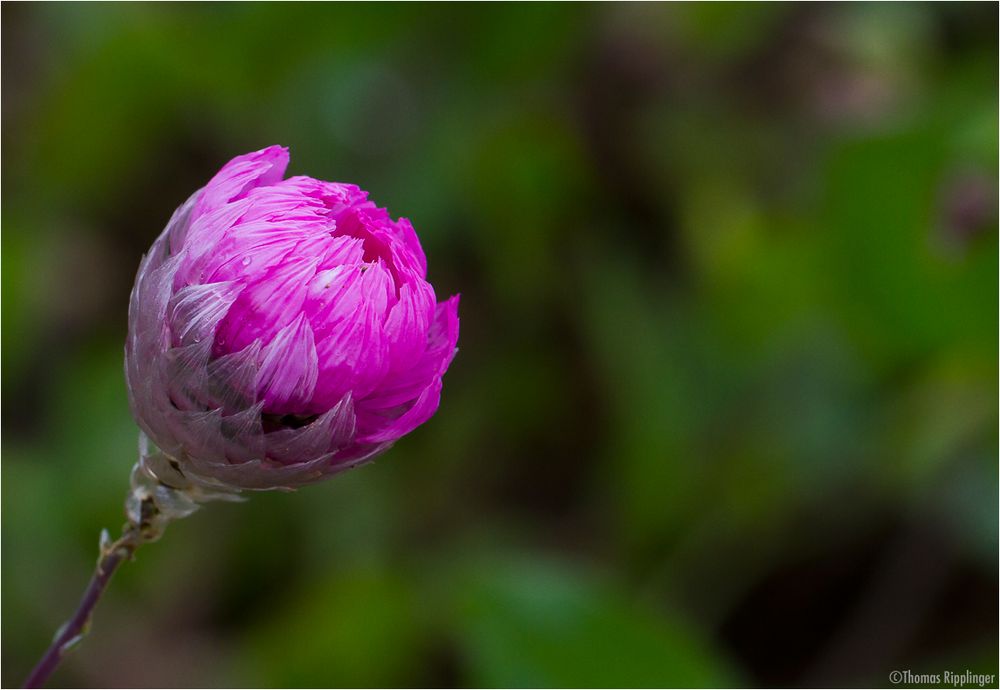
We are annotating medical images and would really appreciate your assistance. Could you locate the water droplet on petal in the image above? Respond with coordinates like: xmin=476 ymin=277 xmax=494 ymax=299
xmin=242 ymin=257 xmax=252 ymax=266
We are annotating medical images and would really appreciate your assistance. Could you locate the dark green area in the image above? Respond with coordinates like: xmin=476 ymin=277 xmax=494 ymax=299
xmin=2 ymin=3 xmax=997 ymax=688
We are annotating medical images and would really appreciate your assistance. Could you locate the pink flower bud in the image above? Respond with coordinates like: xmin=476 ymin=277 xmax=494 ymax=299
xmin=125 ymin=146 xmax=459 ymax=490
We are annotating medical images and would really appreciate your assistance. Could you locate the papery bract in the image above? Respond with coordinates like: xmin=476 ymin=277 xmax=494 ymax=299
xmin=126 ymin=145 xmax=459 ymax=490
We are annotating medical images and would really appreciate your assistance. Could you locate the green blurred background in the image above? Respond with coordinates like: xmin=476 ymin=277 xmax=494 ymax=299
xmin=2 ymin=3 xmax=997 ymax=688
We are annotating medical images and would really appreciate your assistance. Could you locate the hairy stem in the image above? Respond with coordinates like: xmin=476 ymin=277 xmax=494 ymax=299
xmin=22 ymin=528 xmax=141 ymax=689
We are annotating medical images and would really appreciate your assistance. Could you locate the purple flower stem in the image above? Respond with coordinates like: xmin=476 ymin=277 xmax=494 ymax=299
xmin=23 ymin=530 xmax=140 ymax=689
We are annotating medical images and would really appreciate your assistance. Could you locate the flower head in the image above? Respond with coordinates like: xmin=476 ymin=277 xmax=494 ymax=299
xmin=126 ymin=146 xmax=459 ymax=490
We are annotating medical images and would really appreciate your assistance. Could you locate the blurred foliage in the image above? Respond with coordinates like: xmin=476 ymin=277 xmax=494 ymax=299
xmin=2 ymin=3 xmax=997 ymax=688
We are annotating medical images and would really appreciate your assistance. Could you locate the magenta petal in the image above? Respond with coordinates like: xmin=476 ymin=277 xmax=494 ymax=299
xmin=175 ymin=197 xmax=254 ymax=287
xmin=276 ymin=176 xmax=370 ymax=216
xmin=391 ymin=217 xmax=427 ymax=277
xmin=215 ymin=256 xmax=320 ymax=354
xmin=312 ymin=262 xmax=394 ymax=405
xmin=427 ymin=294 xmax=461 ymax=368
xmin=204 ymin=221 xmax=313 ymax=283
xmin=383 ymin=280 xmax=435 ymax=374
xmin=302 ymin=265 xmax=358 ymax=329
xmin=373 ymin=294 xmax=459 ymax=402
xmin=256 ymin=314 xmax=319 ymax=413
xmin=317 ymin=234 xmax=366 ymax=270
xmin=357 ymin=377 xmax=442 ymax=443
xmin=193 ymin=145 xmax=289 ymax=219
xmin=354 ymin=295 xmax=459 ymax=440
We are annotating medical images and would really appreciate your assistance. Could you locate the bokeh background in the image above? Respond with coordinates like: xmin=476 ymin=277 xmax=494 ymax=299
xmin=2 ymin=3 xmax=997 ymax=688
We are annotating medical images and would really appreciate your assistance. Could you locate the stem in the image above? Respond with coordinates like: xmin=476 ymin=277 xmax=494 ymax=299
xmin=22 ymin=528 xmax=141 ymax=689
xmin=22 ymin=446 xmax=237 ymax=688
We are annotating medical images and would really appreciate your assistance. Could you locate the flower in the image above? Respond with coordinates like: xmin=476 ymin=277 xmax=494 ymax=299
xmin=125 ymin=145 xmax=459 ymax=491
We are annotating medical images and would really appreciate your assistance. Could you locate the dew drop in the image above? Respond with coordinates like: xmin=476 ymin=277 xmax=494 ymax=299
xmin=242 ymin=257 xmax=252 ymax=266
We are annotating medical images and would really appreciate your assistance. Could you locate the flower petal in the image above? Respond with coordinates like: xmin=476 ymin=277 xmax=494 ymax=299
xmin=164 ymin=340 xmax=213 ymax=411
xmin=205 ymin=340 xmax=261 ymax=413
xmin=256 ymin=314 xmax=319 ymax=413
xmin=215 ymin=256 xmax=320 ymax=354
xmin=193 ymin=145 xmax=289 ymax=218
xmin=357 ymin=377 xmax=442 ymax=443
xmin=354 ymin=295 xmax=459 ymax=441
xmin=264 ymin=393 xmax=356 ymax=464
xmin=312 ymin=261 xmax=394 ymax=405
xmin=384 ymin=280 xmax=436 ymax=374
xmin=167 ymin=281 xmax=243 ymax=347
xmin=219 ymin=402 xmax=266 ymax=464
